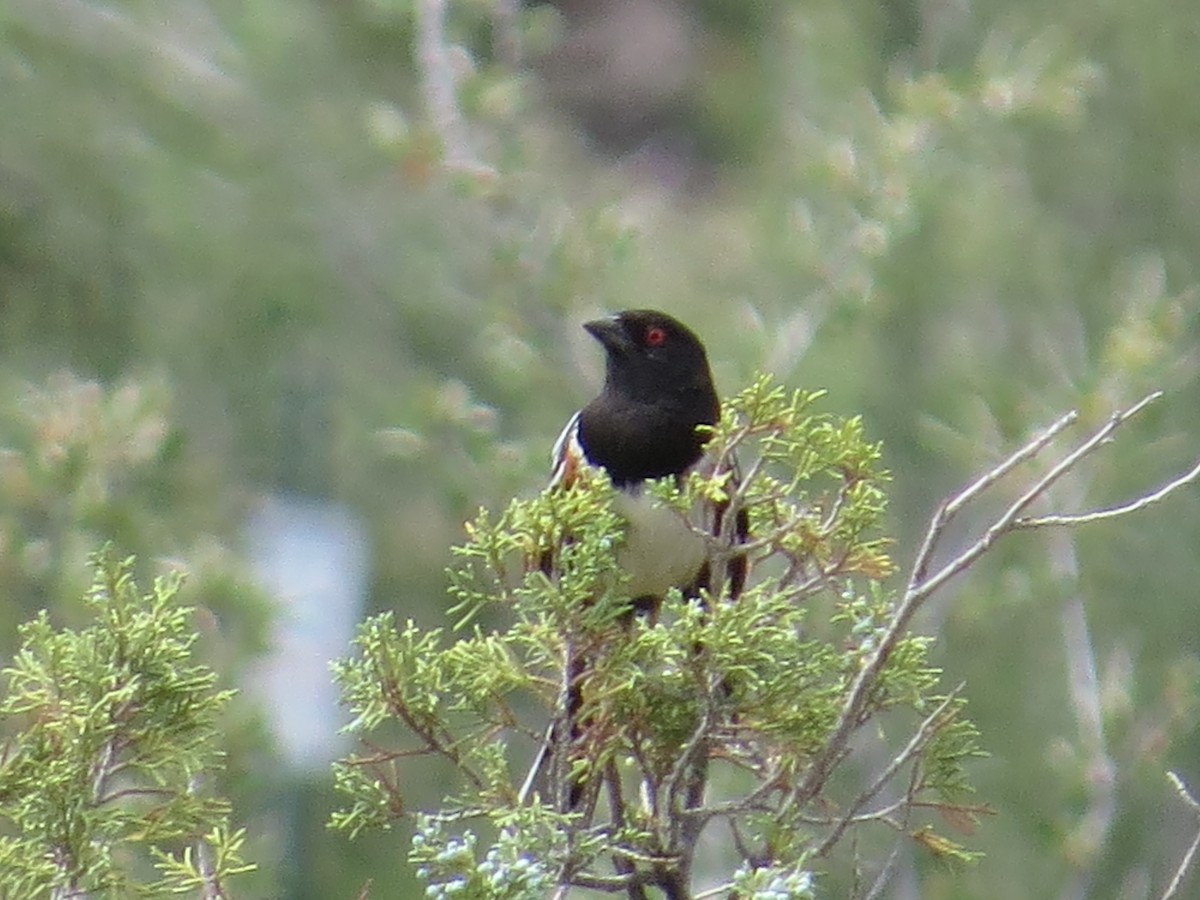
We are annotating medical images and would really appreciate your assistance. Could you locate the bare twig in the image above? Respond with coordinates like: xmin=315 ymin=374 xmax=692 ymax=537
xmin=915 ymin=392 xmax=1161 ymax=601
xmin=89 ymin=699 xmax=134 ymax=805
xmin=1162 ymin=773 xmax=1200 ymax=900
xmin=685 ymin=765 xmax=785 ymax=827
xmin=908 ymin=408 xmax=1078 ymax=590
xmin=815 ymin=686 xmax=965 ymax=857
xmin=1016 ymin=456 xmax=1200 ymax=529
xmin=604 ymin=762 xmax=649 ymax=900
xmin=662 ymin=685 xmax=717 ymax=834
xmin=519 ymin=637 xmax=577 ymax=807
xmin=795 ymin=392 xmax=1176 ymax=811
xmin=860 ymin=842 xmax=904 ymax=900
xmin=96 ymin=787 xmax=177 ymax=804
xmin=570 ymin=870 xmax=644 ymax=891
xmin=383 ymin=685 xmax=487 ymax=790
xmin=53 ymin=705 xmax=132 ymax=900
xmin=1170 ymin=772 xmax=1200 ymax=814
xmin=518 ymin=723 xmax=552 ymax=805
xmin=862 ymin=763 xmax=925 ymax=900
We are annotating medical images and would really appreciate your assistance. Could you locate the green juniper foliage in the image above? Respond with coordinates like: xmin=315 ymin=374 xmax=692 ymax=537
xmin=0 ymin=549 xmax=253 ymax=899
xmin=332 ymin=376 xmax=985 ymax=897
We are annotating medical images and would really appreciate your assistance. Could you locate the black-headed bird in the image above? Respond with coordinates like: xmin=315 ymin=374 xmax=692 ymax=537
xmin=523 ymin=309 xmax=747 ymax=811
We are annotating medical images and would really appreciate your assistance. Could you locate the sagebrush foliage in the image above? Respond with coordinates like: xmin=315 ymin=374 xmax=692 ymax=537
xmin=332 ymin=377 xmax=984 ymax=898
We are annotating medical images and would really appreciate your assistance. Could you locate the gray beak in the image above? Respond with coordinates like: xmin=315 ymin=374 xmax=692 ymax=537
xmin=583 ymin=316 xmax=632 ymax=354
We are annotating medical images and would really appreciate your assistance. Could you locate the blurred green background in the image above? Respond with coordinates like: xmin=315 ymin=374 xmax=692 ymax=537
xmin=2 ymin=0 xmax=1199 ymax=897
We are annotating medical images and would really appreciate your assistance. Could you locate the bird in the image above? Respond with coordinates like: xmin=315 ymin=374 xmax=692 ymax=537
xmin=522 ymin=309 xmax=747 ymax=811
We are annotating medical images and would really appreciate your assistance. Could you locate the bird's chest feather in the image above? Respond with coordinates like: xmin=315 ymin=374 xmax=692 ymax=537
xmin=612 ymin=487 xmax=707 ymax=599
xmin=578 ymin=403 xmax=706 ymax=486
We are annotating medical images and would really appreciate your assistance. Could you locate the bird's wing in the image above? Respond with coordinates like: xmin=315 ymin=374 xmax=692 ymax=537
xmin=549 ymin=410 xmax=585 ymax=489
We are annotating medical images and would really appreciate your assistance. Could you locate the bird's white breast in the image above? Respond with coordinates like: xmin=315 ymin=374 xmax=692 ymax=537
xmin=612 ymin=488 xmax=707 ymax=599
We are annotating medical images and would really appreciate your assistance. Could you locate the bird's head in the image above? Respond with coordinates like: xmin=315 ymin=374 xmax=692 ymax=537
xmin=583 ymin=310 xmax=715 ymax=405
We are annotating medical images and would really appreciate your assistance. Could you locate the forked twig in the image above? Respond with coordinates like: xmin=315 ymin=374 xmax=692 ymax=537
xmin=796 ymin=391 xmax=1193 ymax=809
xmin=908 ymin=408 xmax=1078 ymax=590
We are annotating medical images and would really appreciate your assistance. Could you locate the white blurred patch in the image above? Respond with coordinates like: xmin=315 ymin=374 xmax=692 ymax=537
xmin=245 ymin=493 xmax=369 ymax=772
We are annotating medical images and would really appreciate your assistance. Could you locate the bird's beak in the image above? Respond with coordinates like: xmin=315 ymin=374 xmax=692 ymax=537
xmin=583 ymin=317 xmax=632 ymax=354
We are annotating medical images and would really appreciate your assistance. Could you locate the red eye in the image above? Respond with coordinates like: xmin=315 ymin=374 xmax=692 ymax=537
xmin=645 ymin=326 xmax=667 ymax=347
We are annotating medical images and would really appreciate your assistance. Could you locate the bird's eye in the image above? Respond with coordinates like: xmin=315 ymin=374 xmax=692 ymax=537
xmin=645 ymin=326 xmax=667 ymax=347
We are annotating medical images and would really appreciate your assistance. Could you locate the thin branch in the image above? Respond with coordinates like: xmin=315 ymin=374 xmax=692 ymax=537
xmin=518 ymin=723 xmax=553 ymax=805
xmin=685 ymin=764 xmax=785 ymax=825
xmin=1015 ymin=456 xmax=1200 ymax=529
xmin=861 ymin=762 xmax=924 ymax=900
xmin=796 ymin=393 xmax=1163 ymax=810
xmin=914 ymin=392 xmax=1162 ymax=602
xmin=1162 ymin=773 xmax=1200 ymax=900
xmin=54 ymin=704 xmax=132 ymax=900
xmin=569 ymin=871 xmax=643 ymax=891
xmin=815 ymin=686 xmax=965 ymax=857
xmin=855 ymin=774 xmax=934 ymax=900
xmin=908 ymin=408 xmax=1078 ymax=590
xmin=1170 ymin=772 xmax=1200 ymax=814
xmin=604 ymin=761 xmax=649 ymax=900
xmin=190 ymin=776 xmax=227 ymax=900
xmin=860 ymin=843 xmax=903 ymax=900
xmin=607 ymin=845 xmax=680 ymax=867
xmin=728 ymin=819 xmax=755 ymax=865
xmin=89 ymin=731 xmax=121 ymax=805
xmin=790 ymin=804 xmax=908 ymax=830
xmin=661 ymin=677 xmax=721 ymax=851
xmin=698 ymin=444 xmax=764 ymax=592
xmin=384 ymin=690 xmax=487 ymax=790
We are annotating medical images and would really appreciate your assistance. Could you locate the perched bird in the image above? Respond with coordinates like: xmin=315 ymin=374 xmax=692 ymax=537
xmin=550 ymin=309 xmax=747 ymax=604
xmin=523 ymin=309 xmax=747 ymax=810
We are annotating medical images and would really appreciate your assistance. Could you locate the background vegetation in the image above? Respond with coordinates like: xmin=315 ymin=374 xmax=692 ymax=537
xmin=1 ymin=0 xmax=1199 ymax=896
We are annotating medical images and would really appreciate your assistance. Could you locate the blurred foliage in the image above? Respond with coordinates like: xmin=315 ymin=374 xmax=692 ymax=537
xmin=1 ymin=0 xmax=1198 ymax=896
